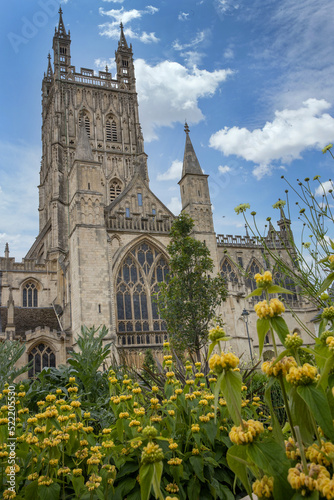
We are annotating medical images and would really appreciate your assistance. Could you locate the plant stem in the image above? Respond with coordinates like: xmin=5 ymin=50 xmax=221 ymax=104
xmin=278 ymin=374 xmax=297 ymax=442
xmin=294 ymin=426 xmax=308 ymax=475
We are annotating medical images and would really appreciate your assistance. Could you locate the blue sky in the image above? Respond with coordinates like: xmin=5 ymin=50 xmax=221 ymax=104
xmin=1 ymin=0 xmax=334 ymax=260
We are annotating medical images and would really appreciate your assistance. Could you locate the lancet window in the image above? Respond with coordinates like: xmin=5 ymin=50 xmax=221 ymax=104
xmin=245 ymin=259 xmax=262 ymax=298
xmin=23 ymin=282 xmax=38 ymax=308
xmin=28 ymin=343 xmax=56 ymax=378
xmin=116 ymin=241 xmax=169 ymax=334
xmin=273 ymin=268 xmax=298 ymax=303
xmin=106 ymin=119 xmax=118 ymax=142
xmin=220 ymin=258 xmax=239 ymax=286
xmin=109 ymin=180 xmax=122 ymax=202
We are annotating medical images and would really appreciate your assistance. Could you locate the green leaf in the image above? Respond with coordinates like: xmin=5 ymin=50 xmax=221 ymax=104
xmin=114 ymin=478 xmax=137 ymax=500
xmin=152 ymin=461 xmax=164 ymax=500
xmin=207 ymin=340 xmax=218 ymax=360
xmin=220 ymin=369 xmax=242 ymax=426
xmin=297 ymin=385 xmax=334 ymax=440
xmin=318 ymin=318 xmax=329 ymax=337
xmin=317 ymin=352 xmax=334 ymax=390
xmin=189 ymin=456 xmax=205 ymax=483
xmin=247 ymin=441 xmax=294 ymax=499
xmin=246 ymin=288 xmax=264 ymax=298
xmin=226 ymin=445 xmax=252 ymax=497
xmin=270 ymin=316 xmax=289 ymax=345
xmin=267 ymin=285 xmax=293 ymax=294
xmin=319 ymin=272 xmax=334 ymax=294
xmin=256 ymin=318 xmax=270 ymax=356
xmin=38 ymin=483 xmax=61 ymax=500
xmin=139 ymin=464 xmax=154 ymax=500
xmin=214 ymin=372 xmax=224 ymax=422
xmin=23 ymin=480 xmax=39 ymax=500
xmin=292 ymin=491 xmax=319 ymax=500
xmin=289 ymin=386 xmax=314 ymax=444
xmin=187 ymin=476 xmax=201 ymax=500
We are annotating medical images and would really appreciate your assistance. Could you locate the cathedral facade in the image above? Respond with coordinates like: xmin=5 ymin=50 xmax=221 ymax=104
xmin=0 ymin=10 xmax=317 ymax=376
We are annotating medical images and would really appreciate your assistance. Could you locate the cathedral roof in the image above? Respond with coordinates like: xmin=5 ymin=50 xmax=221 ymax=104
xmin=181 ymin=123 xmax=204 ymax=178
xmin=0 ymin=307 xmax=59 ymax=338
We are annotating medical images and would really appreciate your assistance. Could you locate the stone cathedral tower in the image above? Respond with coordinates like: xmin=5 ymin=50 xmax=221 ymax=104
xmin=0 ymin=9 xmax=317 ymax=376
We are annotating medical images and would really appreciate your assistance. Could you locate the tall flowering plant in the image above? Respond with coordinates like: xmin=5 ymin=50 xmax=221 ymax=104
xmin=208 ymin=270 xmax=334 ymax=500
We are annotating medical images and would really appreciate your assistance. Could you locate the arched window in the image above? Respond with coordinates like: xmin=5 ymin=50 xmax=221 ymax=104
xmin=116 ymin=241 xmax=169 ymax=334
xmin=245 ymin=259 xmax=263 ymax=301
xmin=220 ymin=258 xmax=239 ymax=286
xmin=79 ymin=112 xmax=91 ymax=138
xmin=109 ymin=180 xmax=122 ymax=202
xmin=23 ymin=282 xmax=38 ymax=308
xmin=273 ymin=268 xmax=298 ymax=303
xmin=106 ymin=119 xmax=118 ymax=142
xmin=28 ymin=343 xmax=56 ymax=378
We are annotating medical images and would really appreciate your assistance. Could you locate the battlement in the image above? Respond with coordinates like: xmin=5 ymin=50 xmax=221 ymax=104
xmin=59 ymin=66 xmax=120 ymax=88
xmin=216 ymin=233 xmax=289 ymax=249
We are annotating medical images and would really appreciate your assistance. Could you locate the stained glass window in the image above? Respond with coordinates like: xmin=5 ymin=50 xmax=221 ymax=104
xmin=116 ymin=241 xmax=169 ymax=334
xmin=28 ymin=343 xmax=55 ymax=378
xmin=23 ymin=282 xmax=38 ymax=308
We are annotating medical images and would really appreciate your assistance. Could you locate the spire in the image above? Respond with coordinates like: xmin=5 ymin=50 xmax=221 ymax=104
xmin=57 ymin=7 xmax=67 ymax=36
xmin=118 ymin=22 xmax=129 ymax=49
xmin=4 ymin=243 xmax=9 ymax=259
xmin=46 ymin=53 xmax=53 ymax=79
xmin=181 ymin=123 xmax=203 ymax=177
xmin=75 ymin=121 xmax=94 ymax=162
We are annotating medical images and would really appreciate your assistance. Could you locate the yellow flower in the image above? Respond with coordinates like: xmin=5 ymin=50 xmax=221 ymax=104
xmin=129 ymin=420 xmax=141 ymax=427
xmin=209 ymin=352 xmax=239 ymax=374
xmin=285 ymin=332 xmax=303 ymax=349
xmin=119 ymin=412 xmax=129 ymax=419
xmin=255 ymin=298 xmax=285 ymax=319
xmin=229 ymin=420 xmax=264 ymax=445
xmin=38 ymin=476 xmax=54 ymax=486
xmin=3 ymin=490 xmax=16 ymax=499
xmin=192 ymin=447 xmax=200 ymax=455
xmin=252 ymin=475 xmax=274 ymax=499
xmin=191 ymin=424 xmax=200 ymax=433
xmin=166 ymin=483 xmax=179 ymax=493
xmin=288 ymin=463 xmax=329 ymax=496
xmin=254 ymin=271 xmax=273 ymax=288
xmin=72 ymin=468 xmax=83 ymax=476
xmin=286 ymin=363 xmax=319 ymax=386
xmin=168 ymin=410 xmax=175 ymax=416
xmin=167 ymin=457 xmax=182 ymax=466
xmin=262 ymin=356 xmax=297 ymax=378
xmin=326 ymin=336 xmax=334 ymax=351
xmin=209 ymin=326 xmax=226 ymax=341
xmin=69 ymin=377 xmax=76 ymax=383
xmin=141 ymin=442 xmax=164 ymax=464
xmin=70 ymin=400 xmax=81 ymax=407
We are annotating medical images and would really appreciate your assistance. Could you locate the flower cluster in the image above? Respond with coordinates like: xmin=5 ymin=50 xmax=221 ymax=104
xmin=288 ymin=463 xmax=330 ymax=497
xmin=322 ymin=306 xmax=334 ymax=321
xmin=286 ymin=363 xmax=319 ymax=386
xmin=252 ymin=475 xmax=274 ymax=499
xmin=229 ymin=419 xmax=264 ymax=445
xmin=234 ymin=203 xmax=250 ymax=214
xmin=209 ymin=352 xmax=239 ymax=374
xmin=262 ymin=357 xmax=297 ymax=378
xmin=141 ymin=442 xmax=164 ymax=464
xmin=285 ymin=332 xmax=303 ymax=349
xmin=326 ymin=336 xmax=334 ymax=351
xmin=254 ymin=298 xmax=285 ymax=319
xmin=208 ymin=325 xmax=226 ymax=341
xmin=254 ymin=271 xmax=273 ymax=288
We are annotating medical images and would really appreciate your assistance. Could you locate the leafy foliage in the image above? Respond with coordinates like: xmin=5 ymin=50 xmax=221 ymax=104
xmin=157 ymin=213 xmax=227 ymax=359
xmin=0 ymin=340 xmax=30 ymax=387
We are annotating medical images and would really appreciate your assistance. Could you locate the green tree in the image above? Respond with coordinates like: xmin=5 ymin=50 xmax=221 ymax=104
xmin=0 ymin=340 xmax=30 ymax=389
xmin=157 ymin=213 xmax=227 ymax=360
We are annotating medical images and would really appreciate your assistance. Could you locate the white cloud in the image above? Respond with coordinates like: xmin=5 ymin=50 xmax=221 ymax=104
xmin=167 ymin=196 xmax=182 ymax=215
xmin=0 ymin=141 xmax=40 ymax=260
xmin=173 ymin=30 xmax=208 ymax=51
xmin=209 ymin=99 xmax=334 ymax=179
xmin=102 ymin=0 xmax=124 ymax=3
xmin=94 ymin=58 xmax=116 ymax=73
xmin=98 ymin=6 xmax=159 ymax=43
xmin=181 ymin=51 xmax=204 ymax=68
xmin=224 ymin=47 xmax=234 ymax=59
xmin=157 ymin=160 xmax=183 ymax=181
xmin=178 ymin=12 xmax=189 ymax=21
xmin=215 ymin=0 xmax=239 ymax=15
xmin=315 ymin=180 xmax=334 ymax=197
xmin=135 ymin=59 xmax=233 ymax=141
xmin=218 ymin=165 xmax=231 ymax=174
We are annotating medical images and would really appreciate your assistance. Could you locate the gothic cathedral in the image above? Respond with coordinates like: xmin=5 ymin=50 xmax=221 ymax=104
xmin=0 ymin=10 xmax=317 ymax=376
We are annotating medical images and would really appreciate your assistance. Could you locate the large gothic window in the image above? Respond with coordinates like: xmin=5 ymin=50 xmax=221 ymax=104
xmin=106 ymin=119 xmax=118 ymax=142
xmin=245 ymin=259 xmax=262 ymax=299
xmin=220 ymin=258 xmax=239 ymax=286
xmin=116 ymin=242 xmax=169 ymax=334
xmin=28 ymin=343 xmax=56 ymax=378
xmin=79 ymin=112 xmax=91 ymax=138
xmin=23 ymin=282 xmax=38 ymax=308
xmin=109 ymin=180 xmax=122 ymax=203
xmin=273 ymin=268 xmax=298 ymax=303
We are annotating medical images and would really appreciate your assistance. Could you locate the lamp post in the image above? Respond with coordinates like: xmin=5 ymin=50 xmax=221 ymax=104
xmin=241 ymin=308 xmax=253 ymax=363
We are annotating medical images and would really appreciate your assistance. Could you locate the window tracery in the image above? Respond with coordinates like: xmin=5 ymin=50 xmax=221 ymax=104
xmin=273 ymin=268 xmax=298 ymax=302
xmin=116 ymin=242 xmax=169 ymax=334
xmin=28 ymin=343 xmax=56 ymax=378
xmin=109 ymin=180 xmax=122 ymax=202
xmin=220 ymin=258 xmax=239 ymax=285
xmin=245 ymin=259 xmax=262 ymax=300
xmin=23 ymin=282 xmax=38 ymax=308
xmin=106 ymin=119 xmax=118 ymax=142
